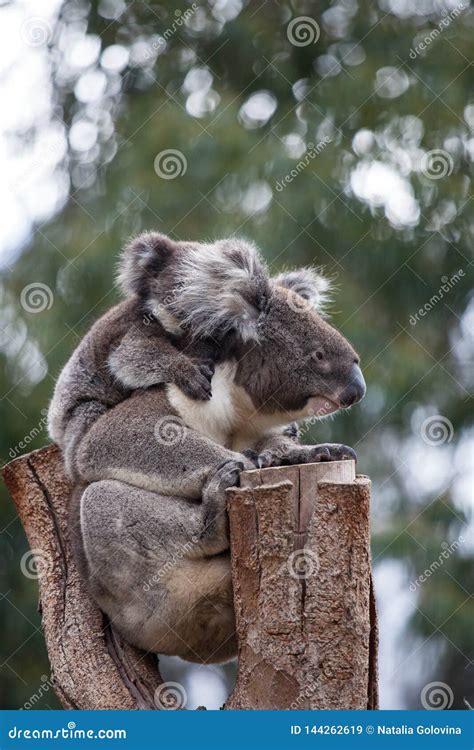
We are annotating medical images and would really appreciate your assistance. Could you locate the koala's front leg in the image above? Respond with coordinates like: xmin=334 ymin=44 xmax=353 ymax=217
xmin=109 ymin=330 xmax=214 ymax=400
xmin=253 ymin=429 xmax=356 ymax=468
xmin=174 ymin=359 xmax=215 ymax=401
xmin=75 ymin=388 xmax=254 ymax=500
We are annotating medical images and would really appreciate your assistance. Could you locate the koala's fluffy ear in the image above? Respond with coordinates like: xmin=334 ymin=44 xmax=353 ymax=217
xmin=116 ymin=232 xmax=178 ymax=297
xmin=272 ymin=268 xmax=332 ymax=313
xmin=169 ymin=239 xmax=270 ymax=342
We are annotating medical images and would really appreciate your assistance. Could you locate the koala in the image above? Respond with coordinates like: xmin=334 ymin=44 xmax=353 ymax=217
xmin=48 ymin=233 xmax=220 ymax=478
xmin=63 ymin=234 xmax=366 ymax=664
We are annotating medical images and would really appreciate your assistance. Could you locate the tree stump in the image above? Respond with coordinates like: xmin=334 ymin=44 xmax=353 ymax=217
xmin=225 ymin=461 xmax=378 ymax=709
xmin=2 ymin=447 xmax=378 ymax=710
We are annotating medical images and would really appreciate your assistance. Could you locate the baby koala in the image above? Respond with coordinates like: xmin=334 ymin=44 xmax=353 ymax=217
xmin=48 ymin=233 xmax=217 ymax=478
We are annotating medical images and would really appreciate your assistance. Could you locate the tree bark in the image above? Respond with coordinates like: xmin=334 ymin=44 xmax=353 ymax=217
xmin=2 ymin=447 xmax=378 ymax=710
xmin=225 ymin=461 xmax=378 ymax=709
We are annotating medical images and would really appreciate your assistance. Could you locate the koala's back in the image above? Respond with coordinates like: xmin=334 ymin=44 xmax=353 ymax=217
xmin=48 ymin=299 xmax=140 ymax=447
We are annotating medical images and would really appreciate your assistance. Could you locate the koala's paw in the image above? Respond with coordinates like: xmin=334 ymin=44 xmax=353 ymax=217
xmin=203 ymin=459 xmax=244 ymax=503
xmin=255 ymin=443 xmax=357 ymax=467
xmin=298 ymin=443 xmax=357 ymax=463
xmin=241 ymin=449 xmax=259 ymax=467
xmin=179 ymin=360 xmax=215 ymax=401
xmin=254 ymin=449 xmax=282 ymax=469
xmin=241 ymin=448 xmax=288 ymax=469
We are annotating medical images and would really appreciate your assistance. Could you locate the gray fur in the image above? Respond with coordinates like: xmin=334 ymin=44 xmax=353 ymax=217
xmin=166 ymin=238 xmax=269 ymax=342
xmin=57 ymin=233 xmax=366 ymax=663
xmin=273 ymin=267 xmax=332 ymax=313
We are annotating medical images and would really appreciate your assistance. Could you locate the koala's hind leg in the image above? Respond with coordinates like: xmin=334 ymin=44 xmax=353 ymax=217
xmin=198 ymin=459 xmax=243 ymax=555
xmin=75 ymin=479 xmax=236 ymax=663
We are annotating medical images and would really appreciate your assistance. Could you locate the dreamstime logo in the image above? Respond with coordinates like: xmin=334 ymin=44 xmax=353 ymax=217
xmin=154 ymin=416 xmax=186 ymax=446
xmin=287 ymin=16 xmax=320 ymax=47
xmin=275 ymin=137 xmax=332 ymax=192
xmin=409 ymin=269 xmax=465 ymax=326
xmin=141 ymin=4 xmax=199 ymax=60
xmin=154 ymin=681 xmax=187 ymax=710
xmin=421 ymin=681 xmax=454 ymax=710
xmin=154 ymin=149 xmax=187 ymax=180
xmin=143 ymin=536 xmax=198 ymax=591
xmin=409 ymin=536 xmax=464 ymax=591
xmin=290 ymin=683 xmax=317 ymax=709
xmin=287 ymin=549 xmax=319 ymax=580
xmin=409 ymin=3 xmax=465 ymax=59
xmin=20 ymin=17 xmax=53 ymax=47
xmin=421 ymin=149 xmax=454 ymax=180
xmin=421 ymin=415 xmax=454 ymax=446
xmin=20 ymin=549 xmax=52 ymax=580
xmin=20 ymin=283 xmax=54 ymax=313
xmin=7 ymin=409 xmax=49 ymax=462
xmin=22 ymin=674 xmax=53 ymax=709
xmin=143 ymin=288 xmax=183 ymax=328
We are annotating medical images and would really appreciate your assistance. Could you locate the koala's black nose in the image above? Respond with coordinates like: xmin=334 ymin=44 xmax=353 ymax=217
xmin=338 ymin=364 xmax=366 ymax=407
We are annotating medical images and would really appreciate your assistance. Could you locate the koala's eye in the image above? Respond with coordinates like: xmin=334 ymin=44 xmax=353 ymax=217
xmin=313 ymin=350 xmax=324 ymax=362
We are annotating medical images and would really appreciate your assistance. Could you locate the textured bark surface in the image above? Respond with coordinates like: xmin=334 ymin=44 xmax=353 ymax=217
xmin=2 ymin=445 xmax=165 ymax=710
xmin=225 ymin=461 xmax=378 ymax=710
xmin=3 ymin=448 xmax=378 ymax=711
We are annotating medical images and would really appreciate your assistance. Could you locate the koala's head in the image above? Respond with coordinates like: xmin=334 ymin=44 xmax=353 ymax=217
xmin=235 ymin=278 xmax=366 ymax=421
xmin=117 ymin=232 xmax=365 ymax=421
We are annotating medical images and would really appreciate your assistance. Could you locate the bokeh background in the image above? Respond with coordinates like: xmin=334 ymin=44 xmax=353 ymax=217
xmin=0 ymin=0 xmax=473 ymax=710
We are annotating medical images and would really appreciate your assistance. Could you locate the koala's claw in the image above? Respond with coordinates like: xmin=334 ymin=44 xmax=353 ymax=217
xmin=253 ymin=443 xmax=357 ymax=468
xmin=204 ymin=459 xmax=244 ymax=503
xmin=307 ymin=443 xmax=357 ymax=463
xmin=241 ymin=449 xmax=281 ymax=469
xmin=220 ymin=460 xmax=243 ymax=488
xmin=179 ymin=360 xmax=215 ymax=401
xmin=198 ymin=360 xmax=215 ymax=380
xmin=242 ymin=449 xmax=259 ymax=467
xmin=256 ymin=450 xmax=276 ymax=469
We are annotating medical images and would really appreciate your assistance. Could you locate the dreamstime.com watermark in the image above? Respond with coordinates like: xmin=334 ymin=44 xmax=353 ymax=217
xmin=291 ymin=682 xmax=318 ymax=709
xmin=421 ymin=681 xmax=454 ymax=710
xmin=275 ymin=138 xmax=332 ymax=192
xmin=142 ymin=288 xmax=183 ymax=327
xmin=20 ymin=282 xmax=54 ymax=313
xmin=20 ymin=548 xmax=53 ymax=580
xmin=20 ymin=16 xmax=53 ymax=47
xmin=143 ymin=536 xmax=198 ymax=591
xmin=141 ymin=4 xmax=198 ymax=61
xmin=154 ymin=415 xmax=187 ymax=447
xmin=286 ymin=549 xmax=319 ymax=580
xmin=8 ymin=722 xmax=126 ymax=740
xmin=420 ymin=415 xmax=454 ymax=446
xmin=21 ymin=675 xmax=54 ymax=710
xmin=287 ymin=16 xmax=320 ymax=47
xmin=154 ymin=149 xmax=187 ymax=179
xmin=154 ymin=681 xmax=187 ymax=709
xmin=409 ymin=3 xmax=466 ymax=59
xmin=7 ymin=409 xmax=49 ymax=462
xmin=409 ymin=536 xmax=464 ymax=591
xmin=421 ymin=149 xmax=454 ymax=180
xmin=409 ymin=269 xmax=465 ymax=325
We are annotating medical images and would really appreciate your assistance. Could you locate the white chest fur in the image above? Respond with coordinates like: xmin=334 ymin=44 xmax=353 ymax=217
xmin=166 ymin=361 xmax=294 ymax=450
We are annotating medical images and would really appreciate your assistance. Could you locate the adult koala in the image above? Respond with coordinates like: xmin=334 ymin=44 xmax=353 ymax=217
xmin=65 ymin=235 xmax=366 ymax=664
